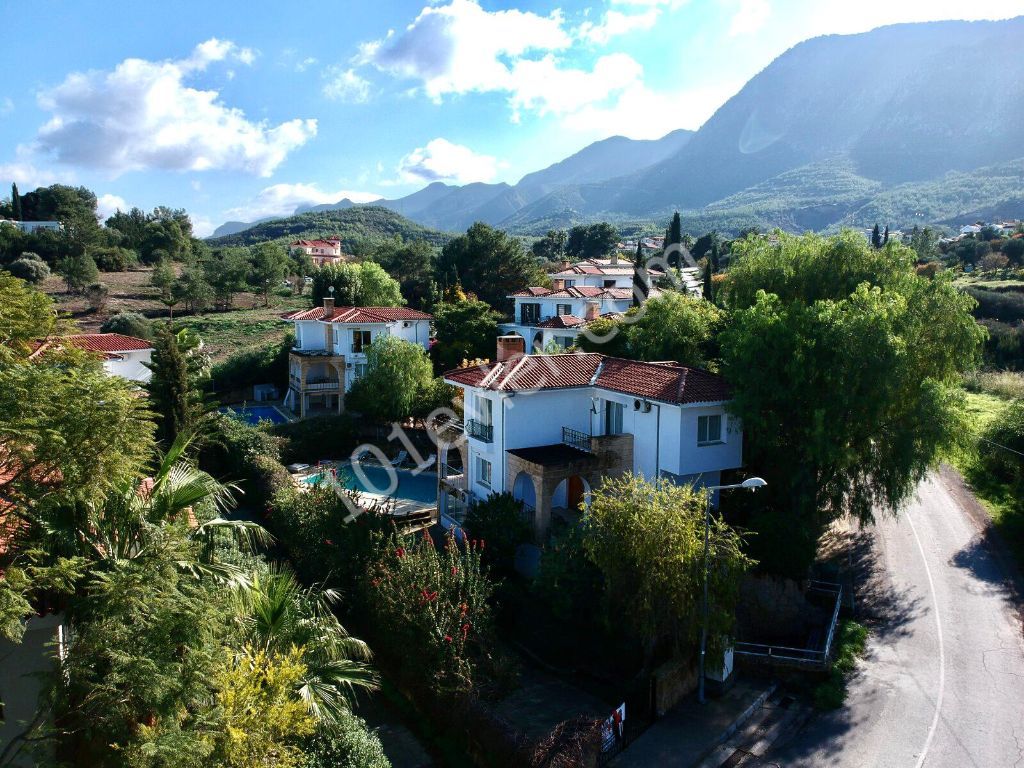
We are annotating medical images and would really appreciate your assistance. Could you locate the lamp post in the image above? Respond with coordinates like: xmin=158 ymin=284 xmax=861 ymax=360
xmin=698 ymin=476 xmax=766 ymax=704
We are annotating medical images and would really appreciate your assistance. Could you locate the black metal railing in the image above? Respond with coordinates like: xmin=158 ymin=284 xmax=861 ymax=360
xmin=466 ymin=419 xmax=494 ymax=443
xmin=562 ymin=426 xmax=591 ymax=453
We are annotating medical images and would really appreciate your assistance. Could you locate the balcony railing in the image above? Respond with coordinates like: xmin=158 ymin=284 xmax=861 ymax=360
xmin=440 ymin=464 xmax=466 ymax=490
xmin=562 ymin=426 xmax=592 ymax=453
xmin=289 ymin=374 xmax=340 ymax=392
xmin=466 ymin=419 xmax=494 ymax=443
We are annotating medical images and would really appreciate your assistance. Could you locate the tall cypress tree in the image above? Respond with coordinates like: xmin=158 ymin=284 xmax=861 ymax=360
xmin=11 ymin=182 xmax=21 ymax=221
xmin=632 ymin=239 xmax=649 ymax=308
xmin=666 ymin=211 xmax=683 ymax=268
xmin=703 ymin=260 xmax=713 ymax=302
xmin=871 ymin=223 xmax=882 ymax=249
xmin=883 ymin=225 xmax=890 ymax=246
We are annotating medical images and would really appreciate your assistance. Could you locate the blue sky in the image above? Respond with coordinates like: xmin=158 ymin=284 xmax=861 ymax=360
xmin=2 ymin=0 xmax=1022 ymax=234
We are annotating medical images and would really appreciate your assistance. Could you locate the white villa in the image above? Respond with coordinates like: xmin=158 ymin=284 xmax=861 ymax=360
xmin=501 ymin=256 xmax=701 ymax=350
xmin=440 ymin=336 xmax=743 ymax=537
xmin=30 ymin=333 xmax=154 ymax=382
xmin=281 ymin=297 xmax=432 ymax=417
xmin=289 ymin=237 xmax=349 ymax=267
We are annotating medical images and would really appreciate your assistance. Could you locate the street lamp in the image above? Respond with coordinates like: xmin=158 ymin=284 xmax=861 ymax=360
xmin=698 ymin=476 xmax=766 ymax=704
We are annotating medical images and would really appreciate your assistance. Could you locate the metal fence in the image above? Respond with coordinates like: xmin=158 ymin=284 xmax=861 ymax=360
xmin=562 ymin=426 xmax=592 ymax=453
xmin=466 ymin=419 xmax=494 ymax=443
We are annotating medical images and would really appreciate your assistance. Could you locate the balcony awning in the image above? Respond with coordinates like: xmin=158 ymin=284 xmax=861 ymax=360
xmin=506 ymin=443 xmax=595 ymax=467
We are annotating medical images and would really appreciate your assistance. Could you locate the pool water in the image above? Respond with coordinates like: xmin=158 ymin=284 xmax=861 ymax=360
xmin=219 ymin=405 xmax=289 ymax=426
xmin=303 ymin=464 xmax=437 ymax=504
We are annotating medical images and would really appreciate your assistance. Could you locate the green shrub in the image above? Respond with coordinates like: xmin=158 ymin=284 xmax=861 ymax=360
xmin=979 ymin=399 xmax=1024 ymax=484
xmin=101 ymin=311 xmax=154 ymax=340
xmin=967 ymin=287 xmax=1024 ymax=323
xmin=271 ymin=413 xmax=359 ymax=466
xmin=211 ymin=335 xmax=292 ymax=394
xmin=814 ymin=620 xmax=868 ymax=710
xmin=301 ymin=716 xmax=391 ymax=768
xmin=464 ymin=492 xmax=534 ymax=574
xmin=6 ymin=253 xmax=50 ymax=283
xmin=92 ymin=246 xmax=138 ymax=271
xmin=962 ymin=370 xmax=1024 ymax=400
xmin=533 ymin=523 xmax=603 ymax=624
xmin=978 ymin=319 xmax=1024 ymax=370
xmin=201 ymin=415 xmax=290 ymax=511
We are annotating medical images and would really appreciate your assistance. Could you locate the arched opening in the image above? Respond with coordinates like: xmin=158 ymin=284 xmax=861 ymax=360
xmin=512 ymin=471 xmax=537 ymax=513
xmin=532 ymin=330 xmax=544 ymax=352
xmin=551 ymin=475 xmax=591 ymax=522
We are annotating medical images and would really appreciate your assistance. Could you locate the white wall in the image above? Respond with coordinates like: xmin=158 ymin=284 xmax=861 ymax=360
xmin=678 ymin=405 xmax=743 ymax=475
xmin=295 ymin=321 xmax=327 ymax=351
xmin=103 ymin=349 xmax=152 ymax=383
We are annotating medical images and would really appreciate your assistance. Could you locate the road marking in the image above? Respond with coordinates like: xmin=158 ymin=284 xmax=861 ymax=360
xmin=907 ymin=508 xmax=946 ymax=768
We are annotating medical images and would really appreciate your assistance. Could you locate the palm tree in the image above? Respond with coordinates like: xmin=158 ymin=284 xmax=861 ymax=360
xmin=232 ymin=564 xmax=379 ymax=722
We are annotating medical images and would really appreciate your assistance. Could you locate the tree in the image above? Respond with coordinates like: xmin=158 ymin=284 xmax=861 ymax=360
xmin=346 ymin=336 xmax=434 ymax=423
xmin=248 ymin=242 xmax=289 ymax=306
xmin=356 ymin=261 xmax=405 ymax=307
xmin=150 ymin=258 xmax=176 ymax=299
xmin=464 ymin=492 xmax=533 ymax=574
xmin=531 ymin=230 xmax=567 ymax=263
xmin=431 ymin=298 xmax=502 ymax=371
xmin=91 ymin=245 xmax=138 ymax=271
xmin=101 ymin=311 xmax=153 ymax=339
xmin=174 ymin=266 xmax=215 ymax=313
xmin=582 ymin=474 xmax=752 ymax=673
xmin=105 ymin=207 xmax=149 ymax=251
xmin=146 ymin=325 xmax=211 ymax=446
xmin=11 ymin=182 xmax=21 ymax=221
xmin=909 ymin=225 xmax=940 ymax=262
xmin=632 ymin=240 xmax=648 ymax=308
xmin=578 ymin=292 xmax=723 ymax=369
xmin=437 ymin=223 xmax=544 ymax=311
xmin=721 ymin=231 xmax=984 ymax=576
xmin=204 ymin=248 xmax=250 ymax=310
xmin=85 ymin=281 xmax=109 ymax=312
xmin=565 ymin=222 xmax=619 ymax=261
xmin=870 ymin=223 xmax=883 ymax=249
xmin=981 ymin=252 xmax=1010 ymax=272
xmin=691 ymin=232 xmax=719 ymax=263
xmin=368 ymin=238 xmax=436 ymax=309
xmin=311 ymin=263 xmax=362 ymax=306
xmin=702 ymin=260 xmax=713 ymax=302
xmin=6 ymin=253 xmax=50 ymax=283
xmin=56 ymin=252 xmax=98 ymax=293
xmin=1002 ymin=237 xmax=1024 ymax=266
xmin=666 ymin=212 xmax=683 ymax=268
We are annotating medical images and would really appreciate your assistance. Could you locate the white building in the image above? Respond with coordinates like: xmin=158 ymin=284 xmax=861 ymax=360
xmin=0 ymin=220 xmax=62 ymax=234
xmin=281 ymin=297 xmax=432 ymax=417
xmin=30 ymin=333 xmax=154 ymax=382
xmin=289 ymin=237 xmax=347 ymax=267
xmin=440 ymin=337 xmax=743 ymax=536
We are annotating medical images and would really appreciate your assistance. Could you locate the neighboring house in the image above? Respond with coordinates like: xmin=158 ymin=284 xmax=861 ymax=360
xmin=289 ymin=237 xmax=350 ymax=267
xmin=30 ymin=333 xmax=154 ymax=383
xmin=0 ymin=219 xmax=62 ymax=234
xmin=501 ymin=255 xmax=700 ymax=350
xmin=440 ymin=336 xmax=743 ymax=537
xmin=281 ymin=297 xmax=432 ymax=418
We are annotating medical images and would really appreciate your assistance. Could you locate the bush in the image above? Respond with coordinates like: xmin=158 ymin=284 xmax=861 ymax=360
xmin=201 ymin=415 xmax=290 ymax=511
xmin=464 ymin=492 xmax=534 ymax=575
xmin=301 ymin=716 xmax=391 ymax=768
xmin=966 ymin=287 xmax=1024 ymax=323
xmin=211 ymin=335 xmax=292 ymax=395
xmin=6 ymin=253 xmax=50 ymax=283
xmin=85 ymin=281 xmax=109 ymax=312
xmin=101 ymin=311 xmax=154 ymax=340
xmin=978 ymin=319 xmax=1024 ymax=370
xmin=979 ymin=399 xmax=1024 ymax=484
xmin=962 ymin=370 xmax=1024 ymax=400
xmin=92 ymin=246 xmax=138 ymax=271
xmin=533 ymin=523 xmax=603 ymax=625
xmin=271 ymin=413 xmax=359 ymax=466
xmin=366 ymin=533 xmax=494 ymax=695
xmin=814 ymin=621 xmax=868 ymax=710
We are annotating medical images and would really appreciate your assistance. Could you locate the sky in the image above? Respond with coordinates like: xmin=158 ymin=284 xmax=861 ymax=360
xmin=2 ymin=0 xmax=1023 ymax=235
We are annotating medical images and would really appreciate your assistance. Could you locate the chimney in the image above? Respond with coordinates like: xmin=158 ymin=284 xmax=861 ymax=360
xmin=497 ymin=335 xmax=526 ymax=362
xmin=323 ymin=296 xmax=335 ymax=312
xmin=560 ymin=260 xmax=570 ymax=271
xmin=584 ymin=300 xmax=600 ymax=321
xmin=553 ymin=278 xmax=565 ymax=291
xmin=611 ymin=252 xmax=619 ymax=265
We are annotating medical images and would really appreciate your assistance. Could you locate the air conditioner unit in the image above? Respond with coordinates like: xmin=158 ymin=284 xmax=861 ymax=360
xmin=346 ymin=362 xmax=353 ymax=369
xmin=402 ymin=321 xmax=411 ymax=328
xmin=633 ymin=399 xmax=642 ymax=411
xmin=642 ymin=400 xmax=653 ymax=413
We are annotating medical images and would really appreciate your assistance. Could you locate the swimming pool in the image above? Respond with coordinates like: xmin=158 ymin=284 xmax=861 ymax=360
xmin=303 ymin=464 xmax=437 ymax=504
xmin=219 ymin=405 xmax=289 ymax=426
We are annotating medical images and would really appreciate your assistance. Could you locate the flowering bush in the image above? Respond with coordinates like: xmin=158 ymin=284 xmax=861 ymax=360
xmin=366 ymin=532 xmax=493 ymax=695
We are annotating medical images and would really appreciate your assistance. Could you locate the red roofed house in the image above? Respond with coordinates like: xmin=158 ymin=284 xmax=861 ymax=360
xmin=439 ymin=337 xmax=742 ymax=538
xmin=281 ymin=296 xmax=432 ymax=418
xmin=31 ymin=333 xmax=154 ymax=383
xmin=289 ymin=237 xmax=349 ymax=267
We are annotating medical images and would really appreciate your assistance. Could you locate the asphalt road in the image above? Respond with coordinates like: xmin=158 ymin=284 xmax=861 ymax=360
xmin=769 ymin=472 xmax=1024 ymax=768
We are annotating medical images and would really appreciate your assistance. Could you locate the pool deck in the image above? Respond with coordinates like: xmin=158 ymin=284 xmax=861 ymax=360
xmin=294 ymin=464 xmax=438 ymax=524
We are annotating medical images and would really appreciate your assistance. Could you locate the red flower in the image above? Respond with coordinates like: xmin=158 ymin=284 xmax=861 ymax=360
xmin=395 ymin=547 xmax=405 ymax=558
xmin=444 ymin=635 xmax=453 ymax=643
xmin=461 ymin=622 xmax=471 ymax=637
xmin=451 ymin=566 xmax=458 ymax=575
xmin=324 ymin=538 xmax=333 ymax=545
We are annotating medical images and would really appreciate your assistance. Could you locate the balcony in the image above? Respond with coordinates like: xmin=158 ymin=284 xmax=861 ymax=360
xmin=466 ymin=419 xmax=494 ymax=443
xmin=440 ymin=463 xmax=467 ymax=491
xmin=289 ymin=374 xmax=341 ymax=392
xmin=561 ymin=426 xmax=592 ymax=453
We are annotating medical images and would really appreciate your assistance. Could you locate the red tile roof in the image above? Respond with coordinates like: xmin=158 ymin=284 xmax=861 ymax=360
xmin=535 ymin=314 xmax=585 ymax=329
xmin=67 ymin=333 xmax=153 ymax=353
xmin=282 ymin=306 xmax=433 ymax=323
xmin=444 ymin=353 xmax=729 ymax=405
xmin=510 ymin=286 xmax=633 ymax=300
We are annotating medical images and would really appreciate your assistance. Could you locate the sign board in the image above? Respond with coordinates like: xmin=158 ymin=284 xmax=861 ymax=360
xmin=601 ymin=702 xmax=626 ymax=752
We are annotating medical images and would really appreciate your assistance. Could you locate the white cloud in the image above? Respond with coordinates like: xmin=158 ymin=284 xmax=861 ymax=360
xmin=397 ymin=138 xmax=499 ymax=184
xmin=191 ymin=215 xmax=216 ymax=238
xmin=96 ymin=193 xmax=127 ymax=220
xmin=322 ymin=66 xmax=371 ymax=102
xmin=579 ymin=9 xmax=660 ymax=44
xmin=0 ymin=146 xmax=75 ymax=189
xmin=508 ymin=53 xmax=644 ymax=121
xmin=728 ymin=0 xmax=771 ymax=36
xmin=34 ymin=38 xmax=315 ymax=177
xmin=297 ymin=56 xmax=318 ymax=72
xmin=223 ymin=182 xmax=381 ymax=222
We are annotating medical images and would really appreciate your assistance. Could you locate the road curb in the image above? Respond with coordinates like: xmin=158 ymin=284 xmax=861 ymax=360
xmin=692 ymin=681 xmax=777 ymax=767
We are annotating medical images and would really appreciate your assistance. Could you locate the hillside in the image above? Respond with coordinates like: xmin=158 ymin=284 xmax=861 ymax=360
xmin=207 ymin=206 xmax=452 ymax=251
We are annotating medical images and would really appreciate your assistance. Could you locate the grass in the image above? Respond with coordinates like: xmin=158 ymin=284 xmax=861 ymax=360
xmin=813 ymin=620 xmax=868 ymax=710
xmin=963 ymin=370 xmax=1024 ymax=401
xmin=41 ymin=268 xmax=311 ymax=363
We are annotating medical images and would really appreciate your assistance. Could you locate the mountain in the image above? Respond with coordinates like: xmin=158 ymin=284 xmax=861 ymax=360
xmin=212 ymin=218 xmax=273 ymax=238
xmin=206 ymin=206 xmax=451 ymax=251
xmin=295 ymin=197 xmax=358 ymax=215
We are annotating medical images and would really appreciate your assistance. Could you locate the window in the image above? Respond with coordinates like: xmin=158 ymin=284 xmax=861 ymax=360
xmin=478 ymin=396 xmax=493 ymax=427
xmin=556 ymin=303 xmax=573 ymax=316
xmin=354 ymin=363 xmax=367 ymax=379
xmin=351 ymin=329 xmax=371 ymax=353
xmin=477 ymin=457 xmax=492 ymax=488
xmin=555 ymin=336 xmax=573 ymax=349
xmin=605 ymin=400 xmax=624 ymax=435
xmin=520 ymin=303 xmax=541 ymax=325
xmin=698 ymin=414 xmax=723 ymax=445
xmin=564 ymin=279 xmax=576 ymax=288
xmin=603 ymin=279 xmax=616 ymax=288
